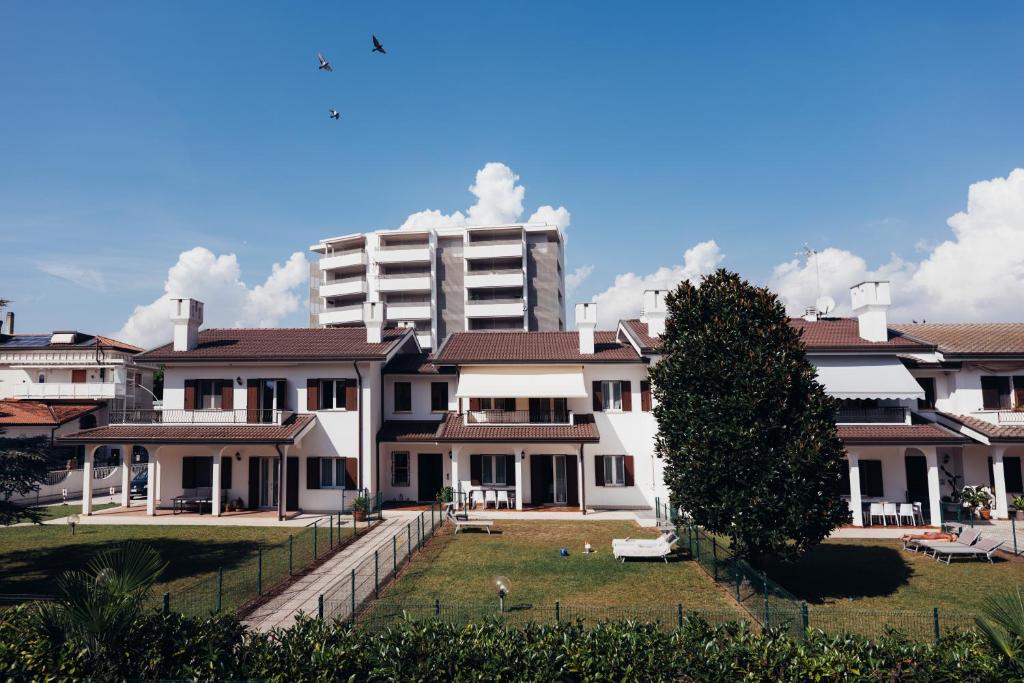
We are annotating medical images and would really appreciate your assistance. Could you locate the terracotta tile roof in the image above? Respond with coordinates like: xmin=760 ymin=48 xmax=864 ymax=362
xmin=790 ymin=318 xmax=933 ymax=352
xmin=382 ymin=352 xmax=453 ymax=375
xmin=0 ymin=333 xmax=142 ymax=354
xmin=433 ymin=412 xmax=600 ymax=442
xmin=56 ymin=414 xmax=315 ymax=444
xmin=837 ymin=423 xmax=966 ymax=445
xmin=377 ymin=420 xmax=444 ymax=442
xmin=935 ymin=412 xmax=1024 ymax=443
xmin=890 ymin=323 xmax=1024 ymax=357
xmin=620 ymin=320 xmax=661 ymax=352
xmin=138 ymin=327 xmax=409 ymax=363
xmin=434 ymin=331 xmax=640 ymax=364
xmin=0 ymin=400 xmax=100 ymax=426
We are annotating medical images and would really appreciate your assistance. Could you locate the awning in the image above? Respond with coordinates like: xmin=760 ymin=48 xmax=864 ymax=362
xmin=813 ymin=356 xmax=925 ymax=400
xmin=456 ymin=366 xmax=588 ymax=398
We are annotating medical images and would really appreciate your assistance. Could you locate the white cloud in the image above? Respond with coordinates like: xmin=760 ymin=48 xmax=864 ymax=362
xmin=36 ymin=262 xmax=105 ymax=291
xmin=113 ymin=247 xmax=308 ymax=348
xmin=565 ymin=265 xmax=594 ymax=294
xmin=588 ymin=240 xmax=724 ymax=327
xmin=398 ymin=162 xmax=570 ymax=233
xmin=770 ymin=169 xmax=1024 ymax=322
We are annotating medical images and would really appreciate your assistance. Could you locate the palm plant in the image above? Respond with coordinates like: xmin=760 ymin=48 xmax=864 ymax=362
xmin=976 ymin=587 xmax=1024 ymax=661
xmin=34 ymin=541 xmax=167 ymax=671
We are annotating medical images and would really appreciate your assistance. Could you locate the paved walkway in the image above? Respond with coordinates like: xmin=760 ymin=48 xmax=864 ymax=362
xmin=243 ymin=512 xmax=418 ymax=631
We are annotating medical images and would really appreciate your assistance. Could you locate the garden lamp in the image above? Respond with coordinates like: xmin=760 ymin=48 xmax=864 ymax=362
xmin=67 ymin=513 xmax=79 ymax=535
xmin=494 ymin=576 xmax=510 ymax=613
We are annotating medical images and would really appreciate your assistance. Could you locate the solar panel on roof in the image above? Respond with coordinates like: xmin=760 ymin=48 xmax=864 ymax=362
xmin=0 ymin=335 xmax=52 ymax=348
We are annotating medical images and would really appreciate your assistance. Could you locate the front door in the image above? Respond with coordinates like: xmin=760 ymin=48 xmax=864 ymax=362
xmin=417 ymin=453 xmax=444 ymax=502
xmin=71 ymin=369 xmax=87 ymax=383
xmin=286 ymin=457 xmax=299 ymax=511
xmin=250 ymin=457 xmax=280 ymax=509
xmin=905 ymin=455 xmax=929 ymax=507
xmin=531 ymin=455 xmax=553 ymax=505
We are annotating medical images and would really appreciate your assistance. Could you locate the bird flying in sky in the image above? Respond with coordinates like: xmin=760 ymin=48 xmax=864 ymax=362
xmin=372 ymin=35 xmax=386 ymax=54
xmin=318 ymin=52 xmax=333 ymax=72
xmin=329 ymin=109 xmax=341 ymax=120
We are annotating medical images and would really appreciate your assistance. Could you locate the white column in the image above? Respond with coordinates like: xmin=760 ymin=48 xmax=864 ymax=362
xmin=924 ymin=447 xmax=943 ymax=526
xmin=992 ymin=446 xmax=1009 ymax=519
xmin=515 ymin=449 xmax=524 ymax=510
xmin=155 ymin=455 xmax=161 ymax=504
xmin=146 ymin=456 xmax=157 ymax=516
xmin=82 ymin=446 xmax=96 ymax=515
xmin=120 ymin=456 xmax=131 ymax=508
xmin=848 ymin=454 xmax=863 ymax=527
xmin=212 ymin=452 xmax=222 ymax=517
xmin=450 ymin=447 xmax=461 ymax=506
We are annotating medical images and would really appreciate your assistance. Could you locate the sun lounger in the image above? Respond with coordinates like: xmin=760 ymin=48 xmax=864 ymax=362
xmin=612 ymin=531 xmax=679 ymax=563
xmin=931 ymin=537 xmax=1004 ymax=564
xmin=445 ymin=503 xmax=495 ymax=534
xmin=905 ymin=528 xmax=980 ymax=553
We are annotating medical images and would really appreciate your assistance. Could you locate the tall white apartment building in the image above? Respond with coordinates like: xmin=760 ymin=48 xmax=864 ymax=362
xmin=309 ymin=223 xmax=566 ymax=350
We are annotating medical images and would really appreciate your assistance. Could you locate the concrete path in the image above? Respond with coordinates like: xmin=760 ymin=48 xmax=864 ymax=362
xmin=243 ymin=512 xmax=418 ymax=631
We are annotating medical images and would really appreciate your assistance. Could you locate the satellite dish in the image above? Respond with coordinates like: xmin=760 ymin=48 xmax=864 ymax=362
xmin=816 ymin=296 xmax=836 ymax=316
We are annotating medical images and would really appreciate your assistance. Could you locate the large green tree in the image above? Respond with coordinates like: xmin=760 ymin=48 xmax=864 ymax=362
xmin=649 ymin=269 xmax=850 ymax=560
xmin=0 ymin=435 xmax=50 ymax=525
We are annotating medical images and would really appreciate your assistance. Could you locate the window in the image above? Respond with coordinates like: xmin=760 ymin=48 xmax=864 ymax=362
xmin=981 ymin=376 xmax=1012 ymax=410
xmin=394 ymin=382 xmax=412 ymax=412
xmin=601 ymin=381 xmax=622 ymax=411
xmin=858 ymin=460 xmax=884 ymax=497
xmin=603 ymin=455 xmax=627 ymax=486
xmin=182 ymin=456 xmax=213 ymax=488
xmin=197 ymin=380 xmax=223 ymax=409
xmin=481 ymin=455 xmax=507 ymax=485
xmin=318 ymin=380 xmax=349 ymax=410
xmin=431 ymin=382 xmax=449 ymax=412
xmin=917 ymin=377 xmax=936 ymax=410
xmin=392 ymin=452 xmax=410 ymax=487
xmin=319 ymin=458 xmax=350 ymax=489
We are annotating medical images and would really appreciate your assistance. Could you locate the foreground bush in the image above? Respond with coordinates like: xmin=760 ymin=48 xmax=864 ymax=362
xmin=0 ymin=607 xmax=1016 ymax=681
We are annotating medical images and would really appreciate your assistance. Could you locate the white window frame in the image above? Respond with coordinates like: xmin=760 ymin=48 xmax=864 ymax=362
xmin=392 ymin=452 xmax=410 ymax=487
xmin=318 ymin=379 xmax=350 ymax=411
xmin=480 ymin=454 xmax=507 ymax=486
xmin=603 ymin=455 xmax=626 ymax=487
xmin=601 ymin=381 xmax=623 ymax=412
xmin=319 ymin=457 xmax=349 ymax=489
xmin=197 ymin=379 xmax=223 ymax=410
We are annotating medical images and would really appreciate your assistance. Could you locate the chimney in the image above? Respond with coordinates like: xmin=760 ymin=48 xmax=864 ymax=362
xmin=802 ymin=307 xmax=819 ymax=322
xmin=575 ymin=302 xmax=597 ymax=354
xmin=849 ymin=281 xmax=891 ymax=342
xmin=170 ymin=298 xmax=204 ymax=352
xmin=640 ymin=290 xmax=668 ymax=337
xmin=363 ymin=301 xmax=386 ymax=344
xmin=3 ymin=311 xmax=13 ymax=335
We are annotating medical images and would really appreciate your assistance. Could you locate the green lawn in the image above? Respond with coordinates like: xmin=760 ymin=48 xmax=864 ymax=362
xmin=376 ymin=520 xmax=737 ymax=621
xmin=759 ymin=539 xmax=1024 ymax=613
xmin=29 ymin=502 xmax=118 ymax=522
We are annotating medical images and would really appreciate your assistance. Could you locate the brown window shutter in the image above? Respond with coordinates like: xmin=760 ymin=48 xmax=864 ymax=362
xmin=276 ymin=379 xmax=288 ymax=411
xmin=592 ymin=381 xmax=603 ymax=412
xmin=183 ymin=380 xmax=197 ymax=410
xmin=307 ymin=457 xmax=321 ymax=489
xmin=621 ymin=381 xmax=632 ymax=412
xmin=624 ymin=455 xmax=635 ymax=487
xmin=505 ymin=455 xmax=516 ymax=486
xmin=344 ymin=458 xmax=358 ymax=489
xmin=246 ymin=379 xmax=259 ymax=423
xmin=345 ymin=379 xmax=358 ymax=411
xmin=470 ymin=454 xmax=482 ymax=485
xmin=220 ymin=381 xmax=234 ymax=411
xmin=469 ymin=397 xmax=481 ymax=412
xmin=306 ymin=378 xmax=319 ymax=412
xmin=640 ymin=381 xmax=652 ymax=412
xmin=594 ymin=455 xmax=605 ymax=486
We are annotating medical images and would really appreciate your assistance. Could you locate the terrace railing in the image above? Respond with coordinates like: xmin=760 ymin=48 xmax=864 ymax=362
xmin=465 ymin=409 xmax=572 ymax=425
xmin=835 ymin=406 xmax=908 ymax=424
xmin=109 ymin=409 xmax=291 ymax=425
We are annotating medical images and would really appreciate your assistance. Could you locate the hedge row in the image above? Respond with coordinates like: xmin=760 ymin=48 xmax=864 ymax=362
xmin=0 ymin=606 xmax=1016 ymax=682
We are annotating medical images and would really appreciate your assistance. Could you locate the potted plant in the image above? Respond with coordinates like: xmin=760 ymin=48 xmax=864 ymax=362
xmin=1013 ymin=496 xmax=1024 ymax=522
xmin=352 ymin=493 xmax=369 ymax=522
xmin=436 ymin=486 xmax=453 ymax=504
xmin=962 ymin=485 xmax=994 ymax=519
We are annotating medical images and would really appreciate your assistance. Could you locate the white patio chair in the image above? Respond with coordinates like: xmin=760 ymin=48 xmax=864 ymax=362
xmin=484 ymin=489 xmax=497 ymax=509
xmin=912 ymin=502 xmax=925 ymax=526
xmin=869 ymin=502 xmax=886 ymax=526
xmin=496 ymin=490 xmax=510 ymax=509
xmin=898 ymin=503 xmax=916 ymax=526
xmin=883 ymin=502 xmax=899 ymax=526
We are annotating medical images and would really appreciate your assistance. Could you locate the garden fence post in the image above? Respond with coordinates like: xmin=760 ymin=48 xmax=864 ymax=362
xmin=374 ymin=549 xmax=379 ymax=598
xmin=801 ymin=602 xmax=809 ymax=636
xmin=933 ymin=607 xmax=940 ymax=644
xmin=407 ymin=523 xmax=412 ymax=558
xmin=330 ymin=514 xmax=334 ymax=549
xmin=435 ymin=598 xmax=441 ymax=616
xmin=163 ymin=591 xmax=170 ymax=615
xmin=735 ymin=558 xmax=741 ymax=601
xmin=555 ymin=601 xmax=560 ymax=623
xmin=393 ymin=534 xmax=397 ymax=573
xmin=677 ymin=602 xmax=683 ymax=629
xmin=289 ymin=535 xmax=293 ymax=575
xmin=350 ymin=569 xmax=356 ymax=624
xmin=712 ymin=538 xmax=719 ymax=581
xmin=762 ymin=571 xmax=769 ymax=627
xmin=319 ymin=594 xmax=324 ymax=620
xmin=655 ymin=496 xmax=660 ymax=521
xmin=314 ymin=520 xmax=318 ymax=560
xmin=216 ymin=567 xmax=223 ymax=613
xmin=257 ymin=548 xmax=263 ymax=595
xmin=1014 ymin=516 xmax=1019 ymax=555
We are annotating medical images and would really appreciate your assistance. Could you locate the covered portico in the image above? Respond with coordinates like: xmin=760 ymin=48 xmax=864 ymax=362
xmin=58 ymin=414 xmax=316 ymax=521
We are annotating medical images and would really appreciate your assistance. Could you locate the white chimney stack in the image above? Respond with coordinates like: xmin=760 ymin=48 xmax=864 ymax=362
xmin=849 ymin=281 xmax=891 ymax=342
xmin=3 ymin=311 xmax=13 ymax=335
xmin=575 ymin=302 xmax=597 ymax=354
xmin=170 ymin=298 xmax=204 ymax=352
xmin=640 ymin=290 xmax=668 ymax=337
xmin=363 ymin=301 xmax=386 ymax=344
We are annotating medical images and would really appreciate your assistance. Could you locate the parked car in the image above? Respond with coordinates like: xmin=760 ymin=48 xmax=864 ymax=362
xmin=130 ymin=471 xmax=147 ymax=499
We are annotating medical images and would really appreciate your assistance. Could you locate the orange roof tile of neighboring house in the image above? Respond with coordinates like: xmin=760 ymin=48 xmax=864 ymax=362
xmin=789 ymin=318 xmax=933 ymax=352
xmin=620 ymin=320 xmax=661 ymax=352
xmin=137 ymin=327 xmax=410 ymax=363
xmin=836 ymin=423 xmax=966 ymax=445
xmin=433 ymin=412 xmax=600 ymax=442
xmin=382 ymin=352 xmax=453 ymax=375
xmin=890 ymin=323 xmax=1024 ymax=358
xmin=377 ymin=420 xmax=444 ymax=442
xmin=0 ymin=400 xmax=100 ymax=427
xmin=56 ymin=414 xmax=316 ymax=444
xmin=434 ymin=331 xmax=640 ymax=364
xmin=0 ymin=332 xmax=143 ymax=354
xmin=935 ymin=412 xmax=1024 ymax=443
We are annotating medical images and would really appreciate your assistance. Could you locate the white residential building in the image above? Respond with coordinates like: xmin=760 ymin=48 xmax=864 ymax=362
xmin=309 ymin=223 xmax=566 ymax=350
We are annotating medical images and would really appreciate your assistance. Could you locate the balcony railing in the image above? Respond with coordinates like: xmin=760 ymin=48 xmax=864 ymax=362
xmin=996 ymin=411 xmax=1024 ymax=424
xmin=379 ymin=271 xmax=431 ymax=279
xmin=110 ymin=409 xmax=291 ymax=425
xmin=378 ymin=242 xmax=429 ymax=251
xmin=467 ymin=237 xmax=521 ymax=245
xmin=466 ymin=268 xmax=523 ymax=276
xmin=13 ymin=382 xmax=124 ymax=400
xmin=465 ymin=409 xmax=573 ymax=426
xmin=835 ymin=406 xmax=909 ymax=424
xmin=467 ymin=297 xmax=525 ymax=305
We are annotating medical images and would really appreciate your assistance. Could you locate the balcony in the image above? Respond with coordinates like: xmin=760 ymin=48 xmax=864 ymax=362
xmin=465 ymin=299 xmax=526 ymax=318
xmin=464 ymin=241 xmax=523 ymax=260
xmin=465 ymin=409 xmax=573 ymax=426
xmin=13 ymin=382 xmax=124 ymax=400
xmin=319 ymin=277 xmax=368 ymax=298
xmin=320 ymin=250 xmax=367 ymax=271
xmin=971 ymin=410 xmax=1024 ymax=425
xmin=836 ymin=406 xmax=909 ymax=424
xmin=319 ymin=304 xmax=364 ymax=325
xmin=464 ymin=269 xmax=524 ymax=289
xmin=374 ymin=244 xmax=431 ymax=264
xmin=110 ymin=409 xmax=291 ymax=425
xmin=386 ymin=302 xmax=432 ymax=320
xmin=377 ymin=273 xmax=432 ymax=292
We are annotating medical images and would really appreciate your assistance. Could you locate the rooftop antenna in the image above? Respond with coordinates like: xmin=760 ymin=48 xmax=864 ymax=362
xmin=797 ymin=244 xmax=822 ymax=302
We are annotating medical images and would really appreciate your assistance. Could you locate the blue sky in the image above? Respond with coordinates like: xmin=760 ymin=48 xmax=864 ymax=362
xmin=2 ymin=2 xmax=1023 ymax=341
